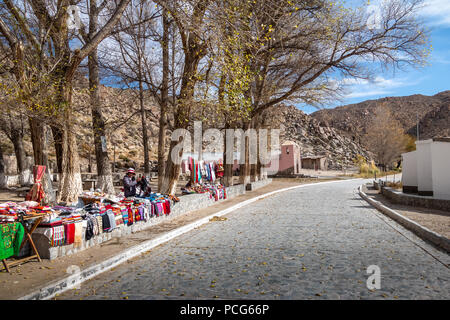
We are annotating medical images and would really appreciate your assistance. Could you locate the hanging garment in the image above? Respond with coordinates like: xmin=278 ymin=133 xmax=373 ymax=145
xmin=127 ymin=206 xmax=134 ymax=226
xmin=51 ymin=225 xmax=65 ymax=247
xmin=0 ymin=222 xmax=24 ymax=260
xmin=96 ymin=216 xmax=103 ymax=234
xmin=121 ymin=208 xmax=129 ymax=225
xmin=164 ymin=200 xmax=171 ymax=215
xmin=102 ymin=213 xmax=111 ymax=232
xmin=25 ymin=165 xmax=46 ymax=204
xmin=157 ymin=202 xmax=164 ymax=216
xmin=85 ymin=218 xmax=94 ymax=241
xmin=107 ymin=210 xmax=117 ymax=231
xmin=197 ymin=161 xmax=202 ymax=182
xmin=73 ymin=222 xmax=83 ymax=248
xmin=64 ymin=223 xmax=75 ymax=245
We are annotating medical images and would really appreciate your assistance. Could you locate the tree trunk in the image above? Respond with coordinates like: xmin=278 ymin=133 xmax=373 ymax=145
xmin=88 ymin=3 xmax=114 ymax=194
xmin=51 ymin=125 xmax=63 ymax=174
xmin=0 ymin=143 xmax=5 ymax=188
xmin=223 ymin=157 xmax=234 ymax=187
xmin=158 ymin=8 xmax=170 ymax=192
xmin=139 ymin=77 xmax=150 ymax=176
xmin=160 ymin=139 xmax=182 ymax=195
xmin=239 ymin=121 xmax=251 ymax=185
xmin=223 ymin=125 xmax=234 ymax=187
xmin=56 ymin=84 xmax=83 ymax=204
xmin=29 ymin=118 xmax=56 ymax=204
xmin=161 ymin=4 xmax=207 ymax=194
xmin=10 ymin=126 xmax=30 ymax=185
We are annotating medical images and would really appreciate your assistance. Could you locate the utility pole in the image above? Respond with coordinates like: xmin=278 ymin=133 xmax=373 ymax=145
xmin=416 ymin=111 xmax=420 ymax=141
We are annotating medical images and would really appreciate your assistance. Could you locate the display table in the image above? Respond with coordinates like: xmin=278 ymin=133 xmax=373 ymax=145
xmin=1 ymin=214 xmax=45 ymax=273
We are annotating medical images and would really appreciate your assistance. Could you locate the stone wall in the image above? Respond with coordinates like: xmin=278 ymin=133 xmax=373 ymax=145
xmin=30 ymin=182 xmax=266 ymax=260
xmin=381 ymin=187 xmax=450 ymax=212
xmin=0 ymin=173 xmax=34 ymax=188
xmin=246 ymin=178 xmax=273 ymax=191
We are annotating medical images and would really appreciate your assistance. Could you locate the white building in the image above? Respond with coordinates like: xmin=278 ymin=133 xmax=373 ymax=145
xmin=401 ymin=150 xmax=417 ymax=193
xmin=401 ymin=138 xmax=450 ymax=200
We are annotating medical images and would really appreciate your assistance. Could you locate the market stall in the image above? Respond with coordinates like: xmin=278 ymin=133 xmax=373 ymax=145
xmin=181 ymin=157 xmax=227 ymax=201
xmin=0 ymin=187 xmax=180 ymax=271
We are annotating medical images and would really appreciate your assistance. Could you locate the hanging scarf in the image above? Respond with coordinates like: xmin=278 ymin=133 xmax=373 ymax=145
xmin=25 ymin=165 xmax=46 ymax=204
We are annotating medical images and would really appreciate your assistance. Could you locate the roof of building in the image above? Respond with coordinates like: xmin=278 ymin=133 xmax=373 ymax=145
xmin=301 ymin=155 xmax=327 ymax=160
xmin=433 ymin=137 xmax=450 ymax=143
xmin=281 ymin=140 xmax=299 ymax=146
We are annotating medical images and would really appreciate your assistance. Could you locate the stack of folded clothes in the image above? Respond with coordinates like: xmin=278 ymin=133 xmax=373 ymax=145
xmin=0 ymin=203 xmax=19 ymax=224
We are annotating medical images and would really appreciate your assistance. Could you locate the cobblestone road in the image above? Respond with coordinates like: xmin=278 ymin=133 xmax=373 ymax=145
xmin=59 ymin=179 xmax=450 ymax=300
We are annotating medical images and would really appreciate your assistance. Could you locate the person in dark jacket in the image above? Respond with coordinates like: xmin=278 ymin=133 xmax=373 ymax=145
xmin=137 ymin=174 xmax=152 ymax=197
xmin=123 ymin=168 xmax=139 ymax=198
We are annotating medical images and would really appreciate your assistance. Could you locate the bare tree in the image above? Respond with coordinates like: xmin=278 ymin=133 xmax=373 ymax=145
xmin=104 ymin=0 xmax=164 ymax=177
xmin=208 ymin=0 xmax=430 ymax=183
xmin=0 ymin=0 xmax=132 ymax=203
xmin=80 ymin=0 xmax=115 ymax=194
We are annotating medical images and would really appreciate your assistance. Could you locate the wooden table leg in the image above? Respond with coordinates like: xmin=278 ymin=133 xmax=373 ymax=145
xmin=27 ymin=233 xmax=41 ymax=262
xmin=2 ymin=259 xmax=10 ymax=273
xmin=18 ymin=217 xmax=43 ymax=262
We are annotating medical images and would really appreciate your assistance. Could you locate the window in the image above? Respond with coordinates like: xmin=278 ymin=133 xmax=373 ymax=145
xmin=286 ymin=147 xmax=290 ymax=154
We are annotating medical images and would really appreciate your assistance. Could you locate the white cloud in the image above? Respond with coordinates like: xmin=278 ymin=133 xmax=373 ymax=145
xmin=342 ymin=75 xmax=425 ymax=99
xmin=346 ymin=89 xmax=392 ymax=99
xmin=420 ymin=0 xmax=450 ymax=27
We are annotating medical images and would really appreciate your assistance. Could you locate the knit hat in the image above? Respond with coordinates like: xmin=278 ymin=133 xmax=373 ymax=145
xmin=127 ymin=168 xmax=135 ymax=174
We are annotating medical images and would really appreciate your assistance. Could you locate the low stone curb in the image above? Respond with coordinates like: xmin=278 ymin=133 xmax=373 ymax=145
xmin=19 ymin=178 xmax=360 ymax=300
xmin=359 ymin=185 xmax=450 ymax=254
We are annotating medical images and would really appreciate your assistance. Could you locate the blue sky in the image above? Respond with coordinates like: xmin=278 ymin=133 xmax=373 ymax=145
xmin=300 ymin=0 xmax=450 ymax=114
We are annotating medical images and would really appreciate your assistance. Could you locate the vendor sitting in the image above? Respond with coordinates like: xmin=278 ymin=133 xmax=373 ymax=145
xmin=123 ymin=168 xmax=140 ymax=198
xmin=137 ymin=174 xmax=152 ymax=197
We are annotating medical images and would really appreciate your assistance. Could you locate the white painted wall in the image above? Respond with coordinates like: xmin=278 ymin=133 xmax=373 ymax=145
xmin=431 ymin=141 xmax=450 ymax=200
xmin=416 ymin=140 xmax=434 ymax=194
xmin=401 ymin=151 xmax=417 ymax=187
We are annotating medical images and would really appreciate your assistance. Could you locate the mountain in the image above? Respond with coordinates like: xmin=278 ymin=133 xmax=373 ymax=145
xmin=311 ymin=91 xmax=450 ymax=141
xmin=266 ymin=105 xmax=371 ymax=170
xmin=0 ymin=80 xmax=371 ymax=173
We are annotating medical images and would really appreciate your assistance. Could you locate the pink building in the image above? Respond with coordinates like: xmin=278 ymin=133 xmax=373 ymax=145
xmin=266 ymin=141 xmax=301 ymax=175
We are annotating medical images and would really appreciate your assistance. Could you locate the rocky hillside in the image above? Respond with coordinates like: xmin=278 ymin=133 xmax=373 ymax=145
xmin=1 ymin=79 xmax=371 ymax=173
xmin=311 ymin=91 xmax=450 ymax=142
xmin=266 ymin=105 xmax=371 ymax=170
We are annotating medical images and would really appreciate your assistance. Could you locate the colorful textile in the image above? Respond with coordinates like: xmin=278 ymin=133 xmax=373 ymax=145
xmin=51 ymin=225 xmax=65 ymax=247
xmin=127 ymin=206 xmax=134 ymax=226
xmin=0 ymin=223 xmax=24 ymax=260
xmin=64 ymin=223 xmax=75 ymax=245
xmin=215 ymin=161 xmax=224 ymax=178
xmin=121 ymin=208 xmax=129 ymax=225
xmin=25 ymin=165 xmax=46 ymax=204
